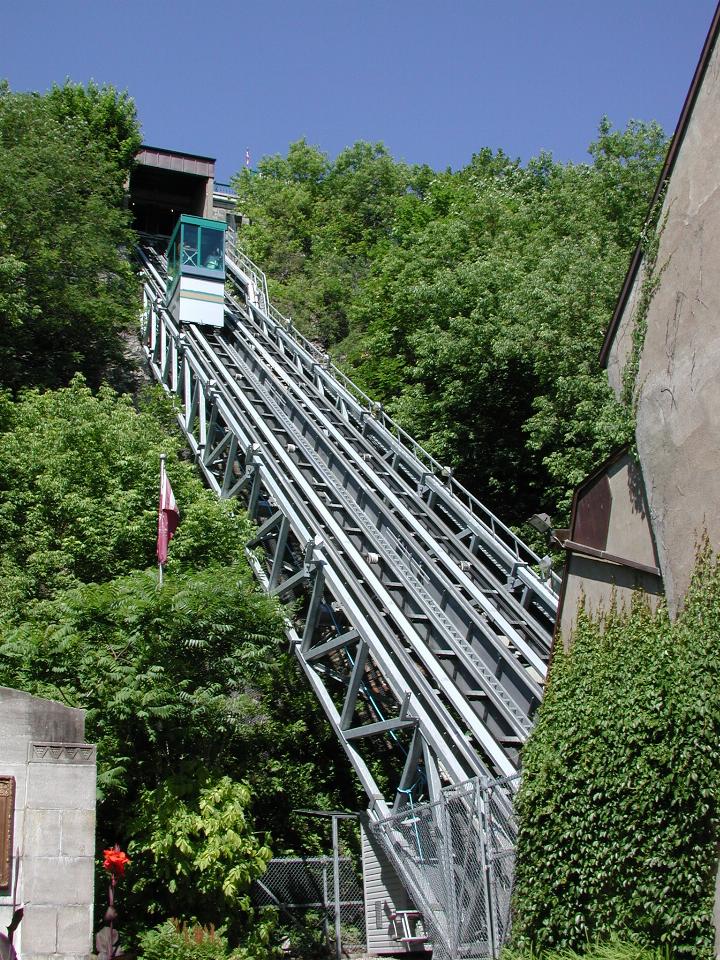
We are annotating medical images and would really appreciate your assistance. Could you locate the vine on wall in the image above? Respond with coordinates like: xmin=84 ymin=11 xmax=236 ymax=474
xmin=513 ymin=546 xmax=720 ymax=957
xmin=620 ymin=197 xmax=669 ymax=435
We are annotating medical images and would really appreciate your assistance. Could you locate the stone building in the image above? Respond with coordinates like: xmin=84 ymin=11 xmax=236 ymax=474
xmin=557 ymin=2 xmax=720 ymax=637
xmin=0 ymin=687 xmax=96 ymax=960
xmin=129 ymin=144 xmax=237 ymax=236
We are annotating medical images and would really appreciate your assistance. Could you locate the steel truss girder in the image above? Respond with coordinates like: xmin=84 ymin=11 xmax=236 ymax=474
xmin=200 ymin=322 xmax=547 ymax=746
xmin=217 ymin=306 xmax=555 ymax=700
xmin=140 ymin=264 xmax=497 ymax=816
xmin=224 ymin=256 xmax=559 ymax=634
xmin=139 ymin=243 xmax=555 ymax=790
xmin=192 ymin=326 xmax=527 ymax=775
xmin=137 ymin=238 xmax=552 ymax=960
xmin=140 ymin=245 xmax=555 ymax=785
xmin=217 ymin=304 xmax=548 ymax=691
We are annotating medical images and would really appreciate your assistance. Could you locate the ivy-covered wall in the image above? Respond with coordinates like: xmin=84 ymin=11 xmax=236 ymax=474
xmin=513 ymin=549 xmax=720 ymax=957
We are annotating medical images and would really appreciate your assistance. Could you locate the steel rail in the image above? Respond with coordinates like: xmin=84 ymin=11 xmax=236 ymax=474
xmin=222 ymin=287 xmax=553 ymax=668
xmin=137 ymin=237 xmax=561 ymax=960
xmin=224 ymin=248 xmax=561 ymax=602
xmin=139 ymin=250 xmax=500 ymax=793
xmin=207 ymin=314 xmax=543 ymax=741
xmin=194 ymin=325 xmax=522 ymax=775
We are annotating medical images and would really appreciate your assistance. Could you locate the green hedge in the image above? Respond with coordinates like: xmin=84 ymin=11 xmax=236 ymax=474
xmin=503 ymin=938 xmax=672 ymax=960
xmin=513 ymin=549 xmax=720 ymax=956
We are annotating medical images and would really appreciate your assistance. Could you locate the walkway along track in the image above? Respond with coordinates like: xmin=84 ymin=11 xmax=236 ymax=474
xmin=138 ymin=237 xmax=559 ymax=957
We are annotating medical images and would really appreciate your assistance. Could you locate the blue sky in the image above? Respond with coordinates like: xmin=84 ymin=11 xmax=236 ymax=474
xmin=2 ymin=1 xmax=717 ymax=180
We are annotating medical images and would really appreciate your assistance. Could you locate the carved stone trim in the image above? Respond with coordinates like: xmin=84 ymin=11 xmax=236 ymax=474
xmin=0 ymin=777 xmax=15 ymax=889
xmin=28 ymin=742 xmax=96 ymax=764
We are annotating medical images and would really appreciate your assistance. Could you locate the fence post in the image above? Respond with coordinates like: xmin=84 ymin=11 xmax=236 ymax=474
xmin=332 ymin=816 xmax=342 ymax=960
xmin=478 ymin=781 xmax=497 ymax=959
xmin=322 ymin=861 xmax=330 ymax=950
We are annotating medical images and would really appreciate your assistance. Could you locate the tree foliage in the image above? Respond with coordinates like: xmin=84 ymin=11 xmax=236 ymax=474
xmin=0 ymin=378 xmax=251 ymax=622
xmin=233 ymin=139 xmax=430 ymax=344
xmin=0 ymin=380 xmax=361 ymax=941
xmin=131 ymin=774 xmax=273 ymax=926
xmin=513 ymin=549 xmax=720 ymax=956
xmin=45 ymin=79 xmax=141 ymax=170
xmin=233 ymin=122 xmax=667 ymax=524
xmin=0 ymin=81 xmax=140 ymax=391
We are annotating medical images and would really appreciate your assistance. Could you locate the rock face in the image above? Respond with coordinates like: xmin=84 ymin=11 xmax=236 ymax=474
xmin=0 ymin=687 xmax=96 ymax=960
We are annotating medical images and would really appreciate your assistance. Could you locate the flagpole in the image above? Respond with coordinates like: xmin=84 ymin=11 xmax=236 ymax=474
xmin=158 ymin=453 xmax=166 ymax=588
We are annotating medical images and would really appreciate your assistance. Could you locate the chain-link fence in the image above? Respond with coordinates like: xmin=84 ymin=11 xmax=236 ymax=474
xmin=251 ymin=856 xmax=365 ymax=955
xmin=369 ymin=775 xmax=519 ymax=960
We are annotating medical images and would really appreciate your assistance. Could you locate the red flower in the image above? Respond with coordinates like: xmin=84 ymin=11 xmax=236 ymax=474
xmin=102 ymin=845 xmax=130 ymax=877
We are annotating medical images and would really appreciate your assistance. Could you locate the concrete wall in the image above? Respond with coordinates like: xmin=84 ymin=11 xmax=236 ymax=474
xmin=559 ymin=452 xmax=663 ymax=641
xmin=202 ymin=175 xmax=216 ymax=220
xmin=0 ymin=688 xmax=96 ymax=960
xmin=604 ymin=33 xmax=720 ymax=613
xmin=559 ymin=554 xmax=663 ymax=644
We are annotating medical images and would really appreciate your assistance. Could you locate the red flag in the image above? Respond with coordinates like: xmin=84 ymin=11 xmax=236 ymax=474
xmin=157 ymin=469 xmax=179 ymax=565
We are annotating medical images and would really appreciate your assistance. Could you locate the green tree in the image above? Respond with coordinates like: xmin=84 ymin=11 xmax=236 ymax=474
xmin=233 ymin=139 xmax=425 ymax=343
xmin=0 ymin=378 xmax=361 ymax=940
xmin=348 ymin=123 xmax=665 ymax=521
xmin=0 ymin=547 xmax=355 ymax=937
xmin=233 ymin=122 xmax=666 ymax=524
xmin=131 ymin=773 xmax=273 ymax=931
xmin=45 ymin=79 xmax=141 ymax=171
xmin=0 ymin=82 xmax=140 ymax=390
xmin=0 ymin=378 xmax=251 ymax=621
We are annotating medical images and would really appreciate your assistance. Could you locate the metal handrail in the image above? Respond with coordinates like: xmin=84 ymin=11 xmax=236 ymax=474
xmin=214 ymin=180 xmax=237 ymax=196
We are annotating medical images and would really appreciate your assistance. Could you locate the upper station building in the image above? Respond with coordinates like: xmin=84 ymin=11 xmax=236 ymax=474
xmin=129 ymin=144 xmax=237 ymax=236
xmin=556 ymin=3 xmax=720 ymax=638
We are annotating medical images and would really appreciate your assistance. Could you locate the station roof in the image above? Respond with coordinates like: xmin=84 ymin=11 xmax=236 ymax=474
xmin=136 ymin=144 xmax=216 ymax=179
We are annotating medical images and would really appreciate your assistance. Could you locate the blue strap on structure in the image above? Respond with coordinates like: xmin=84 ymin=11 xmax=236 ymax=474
xmin=397 ymin=786 xmax=425 ymax=862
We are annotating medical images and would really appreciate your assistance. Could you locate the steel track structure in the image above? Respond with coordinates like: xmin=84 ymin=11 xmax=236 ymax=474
xmin=138 ymin=237 xmax=558 ymax=956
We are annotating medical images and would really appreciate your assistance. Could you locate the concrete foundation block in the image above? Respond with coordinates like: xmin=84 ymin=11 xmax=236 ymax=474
xmin=24 ymin=809 xmax=62 ymax=858
xmin=20 ymin=903 xmax=57 ymax=951
xmin=61 ymin=810 xmax=96 ymax=857
xmin=23 ymin=856 xmax=94 ymax=906
xmin=27 ymin=763 xmax=96 ymax=811
xmin=57 ymin=902 xmax=93 ymax=953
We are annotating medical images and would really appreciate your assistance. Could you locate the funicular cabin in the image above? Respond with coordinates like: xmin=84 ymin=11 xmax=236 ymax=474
xmin=166 ymin=214 xmax=226 ymax=328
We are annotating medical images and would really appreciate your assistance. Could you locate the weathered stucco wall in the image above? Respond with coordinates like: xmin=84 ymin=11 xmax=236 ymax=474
xmin=559 ymin=453 xmax=663 ymax=640
xmin=605 ymin=33 xmax=720 ymax=613
xmin=0 ymin=687 xmax=96 ymax=960
xmin=606 ymin=267 xmax=643 ymax=399
xmin=559 ymin=554 xmax=663 ymax=644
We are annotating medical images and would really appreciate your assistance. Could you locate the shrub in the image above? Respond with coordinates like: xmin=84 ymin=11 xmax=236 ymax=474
xmin=513 ymin=548 xmax=720 ymax=956
xmin=138 ymin=920 xmax=230 ymax=960
xmin=503 ymin=939 xmax=672 ymax=960
xmin=138 ymin=915 xmax=280 ymax=960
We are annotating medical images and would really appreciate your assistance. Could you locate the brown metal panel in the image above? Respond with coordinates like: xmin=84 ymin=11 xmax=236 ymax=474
xmin=574 ymin=473 xmax=611 ymax=551
xmin=0 ymin=777 xmax=15 ymax=889
xmin=135 ymin=146 xmax=215 ymax=180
